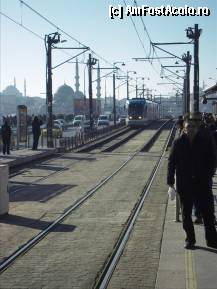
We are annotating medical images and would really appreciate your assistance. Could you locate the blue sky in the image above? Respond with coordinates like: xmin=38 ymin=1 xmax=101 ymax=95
xmin=0 ymin=0 xmax=216 ymax=99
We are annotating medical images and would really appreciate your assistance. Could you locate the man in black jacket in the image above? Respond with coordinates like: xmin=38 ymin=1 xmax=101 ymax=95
xmin=167 ymin=113 xmax=217 ymax=249
xmin=1 ymin=119 xmax=11 ymax=155
xmin=32 ymin=116 xmax=41 ymax=150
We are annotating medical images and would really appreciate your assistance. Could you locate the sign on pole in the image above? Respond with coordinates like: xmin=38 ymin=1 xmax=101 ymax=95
xmin=17 ymin=105 xmax=27 ymax=148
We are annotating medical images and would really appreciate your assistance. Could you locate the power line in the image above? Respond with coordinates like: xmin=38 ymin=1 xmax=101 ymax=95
xmin=19 ymin=0 xmax=115 ymax=68
xmin=122 ymin=0 xmax=148 ymax=57
xmin=0 ymin=11 xmax=43 ymax=40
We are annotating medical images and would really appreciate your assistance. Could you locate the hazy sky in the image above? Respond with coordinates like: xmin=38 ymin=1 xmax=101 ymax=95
xmin=0 ymin=0 xmax=217 ymax=99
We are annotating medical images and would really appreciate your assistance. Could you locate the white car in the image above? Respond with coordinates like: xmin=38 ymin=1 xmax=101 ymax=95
xmin=97 ymin=115 xmax=109 ymax=127
xmin=73 ymin=115 xmax=85 ymax=126
xmin=54 ymin=119 xmax=66 ymax=130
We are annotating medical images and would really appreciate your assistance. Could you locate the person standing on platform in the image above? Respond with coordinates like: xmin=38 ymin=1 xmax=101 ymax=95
xmin=1 ymin=119 xmax=11 ymax=155
xmin=32 ymin=116 xmax=41 ymax=150
xmin=167 ymin=113 xmax=217 ymax=249
xmin=176 ymin=115 xmax=184 ymax=136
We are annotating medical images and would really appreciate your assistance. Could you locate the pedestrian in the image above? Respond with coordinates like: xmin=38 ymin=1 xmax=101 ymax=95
xmin=32 ymin=116 xmax=41 ymax=150
xmin=1 ymin=119 xmax=11 ymax=155
xmin=176 ymin=115 xmax=184 ymax=136
xmin=167 ymin=112 xmax=217 ymax=249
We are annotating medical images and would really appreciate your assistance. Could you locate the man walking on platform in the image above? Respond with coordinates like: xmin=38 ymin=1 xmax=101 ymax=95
xmin=32 ymin=116 xmax=41 ymax=150
xmin=1 ymin=119 xmax=11 ymax=155
xmin=167 ymin=113 xmax=217 ymax=249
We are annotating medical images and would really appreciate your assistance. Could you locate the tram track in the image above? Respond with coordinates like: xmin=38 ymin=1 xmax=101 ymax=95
xmin=92 ymin=122 xmax=176 ymax=289
xmin=9 ymin=122 xmax=162 ymax=194
xmin=0 ymin=120 xmax=173 ymax=274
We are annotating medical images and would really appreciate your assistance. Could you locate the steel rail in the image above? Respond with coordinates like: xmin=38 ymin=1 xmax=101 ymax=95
xmin=93 ymin=122 xmax=175 ymax=289
xmin=9 ymin=125 xmax=127 ymax=179
xmin=9 ymin=126 xmax=131 ymax=193
xmin=0 ymin=120 xmax=171 ymax=274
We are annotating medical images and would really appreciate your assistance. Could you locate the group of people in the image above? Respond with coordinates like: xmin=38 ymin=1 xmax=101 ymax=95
xmin=168 ymin=112 xmax=217 ymax=249
xmin=0 ymin=116 xmax=42 ymax=154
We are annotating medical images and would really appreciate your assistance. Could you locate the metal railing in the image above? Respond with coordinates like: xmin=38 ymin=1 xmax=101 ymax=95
xmin=0 ymin=123 xmax=124 ymax=153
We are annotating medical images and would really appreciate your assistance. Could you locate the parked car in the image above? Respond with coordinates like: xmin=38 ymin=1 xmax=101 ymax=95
xmin=118 ymin=115 xmax=126 ymax=124
xmin=73 ymin=120 xmax=83 ymax=128
xmin=40 ymin=123 xmax=63 ymax=138
xmin=73 ymin=115 xmax=85 ymax=124
xmin=97 ymin=115 xmax=109 ymax=127
xmin=97 ymin=120 xmax=110 ymax=128
xmin=54 ymin=119 xmax=67 ymax=130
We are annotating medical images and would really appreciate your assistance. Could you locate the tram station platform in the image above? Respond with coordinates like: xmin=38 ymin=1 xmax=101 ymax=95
xmin=0 ymin=147 xmax=57 ymax=169
xmin=155 ymin=177 xmax=217 ymax=289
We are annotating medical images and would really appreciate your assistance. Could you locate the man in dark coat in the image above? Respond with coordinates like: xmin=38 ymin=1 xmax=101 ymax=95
xmin=167 ymin=113 xmax=217 ymax=249
xmin=1 ymin=119 xmax=11 ymax=155
xmin=32 ymin=116 xmax=41 ymax=150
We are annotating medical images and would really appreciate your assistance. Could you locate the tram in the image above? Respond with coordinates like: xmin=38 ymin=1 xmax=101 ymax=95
xmin=126 ymin=98 xmax=159 ymax=127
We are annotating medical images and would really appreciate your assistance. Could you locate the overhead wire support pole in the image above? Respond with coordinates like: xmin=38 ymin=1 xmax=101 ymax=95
xmin=182 ymin=51 xmax=192 ymax=113
xmin=45 ymin=32 xmax=61 ymax=148
xmin=87 ymin=53 xmax=97 ymax=130
xmin=45 ymin=32 xmax=89 ymax=148
xmin=186 ymin=24 xmax=202 ymax=113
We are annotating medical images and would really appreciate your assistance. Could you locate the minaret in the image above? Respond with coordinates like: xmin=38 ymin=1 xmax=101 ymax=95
xmin=96 ymin=63 xmax=101 ymax=115
xmin=14 ymin=77 xmax=16 ymax=88
xmin=75 ymin=58 xmax=80 ymax=96
xmin=24 ymin=78 xmax=26 ymax=97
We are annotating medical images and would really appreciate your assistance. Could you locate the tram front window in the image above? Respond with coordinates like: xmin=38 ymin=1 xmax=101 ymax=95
xmin=128 ymin=104 xmax=144 ymax=118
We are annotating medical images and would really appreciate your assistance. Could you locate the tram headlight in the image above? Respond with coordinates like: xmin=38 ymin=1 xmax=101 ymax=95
xmin=129 ymin=116 xmax=132 ymax=119
xmin=138 ymin=116 xmax=142 ymax=119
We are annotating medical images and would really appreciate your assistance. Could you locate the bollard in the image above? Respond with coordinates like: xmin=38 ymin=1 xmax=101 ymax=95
xmin=0 ymin=164 xmax=9 ymax=215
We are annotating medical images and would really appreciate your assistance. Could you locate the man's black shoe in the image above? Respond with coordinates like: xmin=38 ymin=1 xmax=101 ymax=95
xmin=194 ymin=217 xmax=203 ymax=224
xmin=206 ymin=241 xmax=217 ymax=249
xmin=184 ymin=241 xmax=195 ymax=249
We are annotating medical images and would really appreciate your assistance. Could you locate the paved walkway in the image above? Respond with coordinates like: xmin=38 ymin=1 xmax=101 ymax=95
xmin=155 ymin=174 xmax=217 ymax=289
xmin=0 ymin=149 xmax=216 ymax=288
xmin=0 ymin=147 xmax=57 ymax=169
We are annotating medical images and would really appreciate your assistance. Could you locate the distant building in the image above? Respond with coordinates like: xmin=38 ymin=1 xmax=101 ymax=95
xmin=53 ymin=84 xmax=75 ymax=114
xmin=0 ymin=85 xmax=22 ymax=116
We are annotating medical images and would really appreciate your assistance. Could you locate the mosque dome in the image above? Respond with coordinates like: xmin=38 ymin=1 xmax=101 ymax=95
xmin=56 ymin=84 xmax=74 ymax=97
xmin=2 ymin=85 xmax=22 ymax=97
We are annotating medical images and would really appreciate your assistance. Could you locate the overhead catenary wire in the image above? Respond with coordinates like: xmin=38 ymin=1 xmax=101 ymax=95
xmin=19 ymin=0 xmax=116 ymax=69
xmin=127 ymin=0 xmax=184 ymax=89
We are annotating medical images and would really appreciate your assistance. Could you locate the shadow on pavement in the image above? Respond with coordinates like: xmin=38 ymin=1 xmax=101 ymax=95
xmin=195 ymin=245 xmax=217 ymax=253
xmin=9 ymin=183 xmax=77 ymax=203
xmin=0 ymin=214 xmax=76 ymax=232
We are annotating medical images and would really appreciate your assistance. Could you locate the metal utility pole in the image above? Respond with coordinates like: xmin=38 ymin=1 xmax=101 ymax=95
xmin=182 ymin=51 xmax=192 ymax=114
xmin=186 ymin=24 xmax=202 ymax=113
xmin=113 ymin=71 xmax=116 ymax=125
xmin=45 ymin=32 xmax=60 ymax=148
xmin=186 ymin=51 xmax=191 ymax=113
xmin=87 ymin=53 xmax=97 ymax=129
xmin=127 ymin=74 xmax=129 ymax=100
